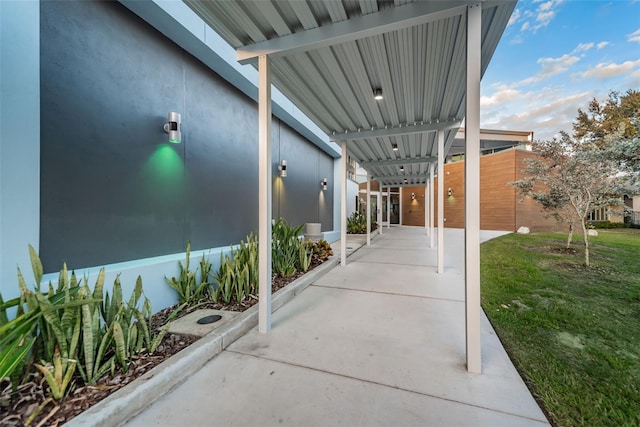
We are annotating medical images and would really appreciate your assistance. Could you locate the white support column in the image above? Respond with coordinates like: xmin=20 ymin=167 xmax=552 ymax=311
xmin=258 ymin=55 xmax=272 ymax=334
xmin=465 ymin=2 xmax=482 ymax=374
xmin=424 ymin=182 xmax=429 ymax=231
xmin=429 ymin=163 xmax=435 ymax=248
xmin=341 ymin=141 xmax=347 ymax=267
xmin=399 ymin=187 xmax=403 ymax=225
xmin=386 ymin=187 xmax=390 ymax=228
xmin=437 ymin=130 xmax=445 ymax=274
xmin=379 ymin=187 xmax=383 ymax=236
xmin=366 ymin=173 xmax=371 ymax=245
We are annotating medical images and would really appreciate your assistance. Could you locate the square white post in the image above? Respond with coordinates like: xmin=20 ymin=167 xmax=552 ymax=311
xmin=465 ymin=2 xmax=482 ymax=374
xmin=366 ymin=172 xmax=371 ymax=245
xmin=430 ymin=162 xmax=435 ymax=248
xmin=386 ymin=187 xmax=390 ymax=228
xmin=399 ymin=187 xmax=403 ymax=225
xmin=341 ymin=141 xmax=347 ymax=267
xmin=424 ymin=181 xmax=429 ymax=231
xmin=379 ymin=186 xmax=383 ymax=235
xmin=437 ymin=130 xmax=445 ymax=274
xmin=258 ymin=55 xmax=272 ymax=334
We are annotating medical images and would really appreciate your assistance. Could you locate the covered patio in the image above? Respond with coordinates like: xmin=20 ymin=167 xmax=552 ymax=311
xmin=125 ymin=227 xmax=548 ymax=426
xmin=184 ymin=0 xmax=517 ymax=373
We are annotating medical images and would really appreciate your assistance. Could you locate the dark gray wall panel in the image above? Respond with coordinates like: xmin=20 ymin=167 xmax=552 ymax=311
xmin=183 ymin=55 xmax=260 ymax=250
xmin=40 ymin=0 xmax=186 ymax=270
xmin=40 ymin=0 xmax=334 ymax=272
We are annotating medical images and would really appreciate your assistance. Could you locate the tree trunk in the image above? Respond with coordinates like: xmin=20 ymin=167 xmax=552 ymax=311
xmin=566 ymin=222 xmax=574 ymax=248
xmin=580 ymin=220 xmax=590 ymax=266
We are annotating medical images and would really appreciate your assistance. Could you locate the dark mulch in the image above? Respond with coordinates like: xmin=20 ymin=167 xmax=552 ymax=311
xmin=1 ymin=258 xmax=327 ymax=427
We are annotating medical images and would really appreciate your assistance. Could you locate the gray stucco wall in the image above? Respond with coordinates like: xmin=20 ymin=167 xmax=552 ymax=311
xmin=39 ymin=0 xmax=333 ymax=273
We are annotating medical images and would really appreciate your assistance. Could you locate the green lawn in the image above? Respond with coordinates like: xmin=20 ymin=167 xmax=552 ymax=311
xmin=481 ymin=229 xmax=640 ymax=427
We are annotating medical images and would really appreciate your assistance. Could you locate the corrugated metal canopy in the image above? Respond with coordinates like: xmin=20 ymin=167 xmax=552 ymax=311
xmin=184 ymin=0 xmax=516 ymax=186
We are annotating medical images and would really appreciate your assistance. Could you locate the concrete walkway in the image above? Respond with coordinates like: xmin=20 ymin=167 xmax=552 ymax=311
xmin=126 ymin=227 xmax=549 ymax=427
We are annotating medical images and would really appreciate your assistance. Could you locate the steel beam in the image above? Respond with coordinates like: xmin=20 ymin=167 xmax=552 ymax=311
xmin=237 ymin=1 xmax=470 ymax=63
xmin=360 ymin=157 xmax=435 ymax=168
xmin=330 ymin=120 xmax=461 ymax=142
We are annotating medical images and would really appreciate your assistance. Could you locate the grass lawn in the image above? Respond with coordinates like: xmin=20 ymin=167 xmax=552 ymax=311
xmin=481 ymin=229 xmax=640 ymax=427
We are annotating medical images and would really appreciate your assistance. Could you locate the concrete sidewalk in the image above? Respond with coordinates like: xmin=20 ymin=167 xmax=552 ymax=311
xmin=126 ymin=227 xmax=549 ymax=427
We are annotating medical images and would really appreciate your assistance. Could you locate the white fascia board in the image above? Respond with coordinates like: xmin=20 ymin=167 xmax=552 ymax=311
xmin=118 ymin=0 xmax=341 ymax=159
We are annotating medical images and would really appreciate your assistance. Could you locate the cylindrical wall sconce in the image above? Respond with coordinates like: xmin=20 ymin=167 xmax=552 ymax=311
xmin=278 ymin=160 xmax=287 ymax=177
xmin=163 ymin=112 xmax=181 ymax=143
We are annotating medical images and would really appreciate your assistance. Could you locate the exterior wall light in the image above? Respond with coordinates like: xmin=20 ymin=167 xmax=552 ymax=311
xmin=392 ymin=143 xmax=398 ymax=151
xmin=448 ymin=188 xmax=453 ymax=196
xmin=321 ymin=178 xmax=328 ymax=190
xmin=374 ymin=88 xmax=383 ymax=100
xmin=400 ymin=165 xmax=404 ymax=172
xmin=163 ymin=112 xmax=181 ymax=143
xmin=411 ymin=192 xmax=416 ymax=200
xmin=278 ymin=160 xmax=287 ymax=177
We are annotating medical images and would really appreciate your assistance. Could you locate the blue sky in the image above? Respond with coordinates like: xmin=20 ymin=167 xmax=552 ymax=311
xmin=481 ymin=0 xmax=640 ymax=141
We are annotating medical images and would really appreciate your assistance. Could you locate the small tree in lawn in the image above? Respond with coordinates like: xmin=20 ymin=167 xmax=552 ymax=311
xmin=513 ymin=132 xmax=619 ymax=266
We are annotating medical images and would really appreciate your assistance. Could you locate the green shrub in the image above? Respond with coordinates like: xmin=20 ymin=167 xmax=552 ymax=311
xmin=165 ymin=241 xmax=212 ymax=304
xmin=212 ymin=233 xmax=259 ymax=305
xmin=347 ymin=212 xmax=377 ymax=233
xmin=347 ymin=212 xmax=366 ymax=233
xmin=2 ymin=245 xmax=168 ymax=402
xmin=588 ymin=221 xmax=628 ymax=229
xmin=272 ymin=218 xmax=304 ymax=277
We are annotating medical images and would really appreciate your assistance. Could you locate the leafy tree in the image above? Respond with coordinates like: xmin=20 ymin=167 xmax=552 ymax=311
xmin=573 ymin=90 xmax=640 ymax=145
xmin=513 ymin=132 xmax=620 ymax=266
xmin=574 ymin=90 xmax=640 ymax=184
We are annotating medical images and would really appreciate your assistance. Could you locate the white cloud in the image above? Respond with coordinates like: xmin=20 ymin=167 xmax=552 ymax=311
xmin=508 ymin=8 xmax=521 ymax=27
xmin=481 ymin=90 xmax=592 ymax=140
xmin=481 ymin=86 xmax=521 ymax=107
xmin=538 ymin=54 xmax=580 ymax=77
xmin=627 ymin=28 xmax=640 ymax=43
xmin=579 ymin=59 xmax=640 ymax=80
xmin=573 ymin=43 xmax=594 ymax=54
xmin=516 ymin=0 xmax=564 ymax=33
xmin=597 ymin=41 xmax=609 ymax=49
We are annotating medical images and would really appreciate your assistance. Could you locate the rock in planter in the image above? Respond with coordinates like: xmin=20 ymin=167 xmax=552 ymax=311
xmin=517 ymin=226 xmax=530 ymax=234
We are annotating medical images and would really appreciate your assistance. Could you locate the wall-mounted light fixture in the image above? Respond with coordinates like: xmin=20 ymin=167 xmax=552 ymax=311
xmin=403 ymin=178 xmax=408 ymax=184
xmin=278 ymin=160 xmax=287 ymax=177
xmin=392 ymin=143 xmax=398 ymax=151
xmin=321 ymin=178 xmax=328 ymax=190
xmin=448 ymin=188 xmax=453 ymax=196
xmin=163 ymin=112 xmax=181 ymax=143
xmin=400 ymin=165 xmax=404 ymax=172
xmin=373 ymin=88 xmax=383 ymax=101
xmin=411 ymin=192 xmax=416 ymax=200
